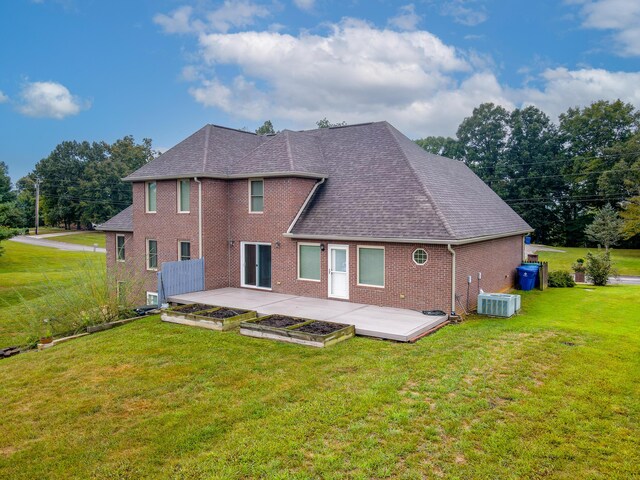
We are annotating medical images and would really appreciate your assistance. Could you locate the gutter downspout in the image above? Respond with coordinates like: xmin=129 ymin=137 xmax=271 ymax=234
xmin=447 ymin=244 xmax=456 ymax=315
xmin=194 ymin=177 xmax=203 ymax=259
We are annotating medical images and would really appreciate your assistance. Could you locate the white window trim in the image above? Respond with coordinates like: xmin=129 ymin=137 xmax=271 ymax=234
xmin=248 ymin=178 xmax=264 ymax=214
xmin=327 ymin=244 xmax=349 ymax=299
xmin=178 ymin=240 xmax=191 ymax=261
xmin=297 ymin=242 xmax=321 ymax=282
xmin=240 ymin=241 xmax=272 ymax=290
xmin=146 ymin=239 xmax=158 ymax=271
xmin=177 ymin=179 xmax=190 ymax=213
xmin=145 ymin=181 xmax=157 ymax=213
xmin=412 ymin=248 xmax=428 ymax=266
xmin=115 ymin=234 xmax=125 ymax=262
xmin=146 ymin=291 xmax=158 ymax=305
xmin=357 ymin=245 xmax=385 ymax=288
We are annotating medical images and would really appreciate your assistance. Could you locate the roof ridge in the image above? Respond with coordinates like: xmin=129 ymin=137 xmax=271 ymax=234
xmin=283 ymin=130 xmax=294 ymax=170
xmin=233 ymin=130 xmax=285 ymax=168
xmin=203 ymin=125 xmax=211 ymax=173
xmin=383 ymin=122 xmax=456 ymax=238
xmin=208 ymin=124 xmax=258 ymax=135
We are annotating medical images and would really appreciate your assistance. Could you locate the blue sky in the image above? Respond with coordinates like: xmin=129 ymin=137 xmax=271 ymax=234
xmin=1 ymin=0 xmax=639 ymax=182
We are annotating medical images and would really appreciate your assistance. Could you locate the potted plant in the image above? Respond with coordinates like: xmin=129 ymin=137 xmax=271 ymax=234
xmin=572 ymin=258 xmax=586 ymax=283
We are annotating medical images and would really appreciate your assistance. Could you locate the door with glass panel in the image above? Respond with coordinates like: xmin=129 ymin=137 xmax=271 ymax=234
xmin=242 ymin=242 xmax=272 ymax=289
xmin=328 ymin=245 xmax=349 ymax=299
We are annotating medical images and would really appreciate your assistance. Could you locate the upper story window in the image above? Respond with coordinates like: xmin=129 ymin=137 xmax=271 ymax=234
xmin=249 ymin=179 xmax=264 ymax=213
xmin=146 ymin=181 xmax=157 ymax=213
xmin=178 ymin=179 xmax=190 ymax=213
xmin=116 ymin=234 xmax=125 ymax=262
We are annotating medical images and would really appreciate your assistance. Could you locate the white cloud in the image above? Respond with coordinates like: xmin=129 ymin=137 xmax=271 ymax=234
xmin=153 ymin=6 xmax=195 ymax=34
xmin=388 ymin=4 xmax=421 ymax=31
xmin=17 ymin=81 xmax=88 ymax=119
xmin=520 ymin=67 xmax=640 ymax=119
xmin=0 ymin=91 xmax=8 ymax=103
xmin=293 ymin=0 xmax=315 ymax=11
xmin=572 ymin=0 xmax=640 ymax=56
xmin=154 ymin=1 xmax=270 ymax=35
xmin=158 ymin=13 xmax=640 ymax=138
xmin=441 ymin=0 xmax=487 ymax=26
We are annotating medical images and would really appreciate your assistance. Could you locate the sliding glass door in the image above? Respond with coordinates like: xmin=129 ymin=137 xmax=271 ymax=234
xmin=242 ymin=243 xmax=272 ymax=289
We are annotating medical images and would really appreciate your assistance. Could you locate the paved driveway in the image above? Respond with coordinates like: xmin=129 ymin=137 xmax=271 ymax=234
xmin=9 ymin=235 xmax=106 ymax=253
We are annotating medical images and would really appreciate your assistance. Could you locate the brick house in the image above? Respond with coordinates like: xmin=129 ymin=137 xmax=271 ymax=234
xmin=98 ymin=121 xmax=531 ymax=314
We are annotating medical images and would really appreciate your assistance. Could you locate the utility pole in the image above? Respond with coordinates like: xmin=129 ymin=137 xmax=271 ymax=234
xmin=34 ymin=179 xmax=40 ymax=235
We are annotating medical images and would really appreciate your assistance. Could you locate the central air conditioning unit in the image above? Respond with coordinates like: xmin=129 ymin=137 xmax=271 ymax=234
xmin=477 ymin=293 xmax=521 ymax=318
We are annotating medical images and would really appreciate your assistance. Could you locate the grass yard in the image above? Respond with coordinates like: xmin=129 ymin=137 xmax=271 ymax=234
xmin=50 ymin=231 xmax=106 ymax=248
xmin=1 ymin=284 xmax=638 ymax=479
xmin=538 ymin=247 xmax=640 ymax=276
xmin=0 ymin=241 xmax=104 ymax=347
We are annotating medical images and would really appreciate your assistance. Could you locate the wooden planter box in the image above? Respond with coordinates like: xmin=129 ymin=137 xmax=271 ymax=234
xmin=161 ymin=305 xmax=256 ymax=331
xmin=240 ymin=315 xmax=355 ymax=348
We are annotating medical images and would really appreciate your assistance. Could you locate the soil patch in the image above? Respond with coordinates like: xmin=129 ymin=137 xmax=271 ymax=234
xmin=256 ymin=315 xmax=306 ymax=328
xmin=296 ymin=321 xmax=349 ymax=335
xmin=174 ymin=303 xmax=213 ymax=314
xmin=196 ymin=308 xmax=247 ymax=319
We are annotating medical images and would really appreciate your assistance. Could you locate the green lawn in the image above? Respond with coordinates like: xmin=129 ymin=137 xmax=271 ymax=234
xmin=0 ymin=241 xmax=104 ymax=347
xmin=51 ymin=231 xmax=106 ymax=248
xmin=1 ymin=284 xmax=638 ymax=479
xmin=538 ymin=247 xmax=640 ymax=276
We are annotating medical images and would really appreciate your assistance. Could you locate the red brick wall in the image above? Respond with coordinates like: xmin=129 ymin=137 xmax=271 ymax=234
xmin=104 ymin=175 xmax=524 ymax=313
xmin=454 ymin=235 xmax=525 ymax=312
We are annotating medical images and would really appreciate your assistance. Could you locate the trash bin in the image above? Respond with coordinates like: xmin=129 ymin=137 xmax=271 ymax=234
xmin=524 ymin=235 xmax=532 ymax=245
xmin=517 ymin=264 xmax=539 ymax=291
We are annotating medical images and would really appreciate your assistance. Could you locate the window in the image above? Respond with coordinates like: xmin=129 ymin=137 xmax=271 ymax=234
xmin=357 ymin=246 xmax=385 ymax=287
xmin=413 ymin=248 xmax=428 ymax=265
xmin=116 ymin=281 xmax=126 ymax=304
xmin=147 ymin=239 xmax=158 ymax=270
xmin=179 ymin=241 xmax=191 ymax=261
xmin=298 ymin=243 xmax=321 ymax=281
xmin=178 ymin=179 xmax=190 ymax=213
xmin=146 ymin=291 xmax=158 ymax=306
xmin=249 ymin=179 xmax=264 ymax=213
xmin=146 ymin=181 xmax=157 ymax=213
xmin=241 ymin=242 xmax=272 ymax=289
xmin=116 ymin=234 xmax=125 ymax=262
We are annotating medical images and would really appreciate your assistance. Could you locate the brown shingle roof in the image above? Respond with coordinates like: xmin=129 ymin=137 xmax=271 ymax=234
xmin=117 ymin=121 xmax=531 ymax=241
xmin=96 ymin=205 xmax=132 ymax=232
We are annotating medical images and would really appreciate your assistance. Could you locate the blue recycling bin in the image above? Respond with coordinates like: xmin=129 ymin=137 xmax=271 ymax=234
xmin=524 ymin=235 xmax=532 ymax=245
xmin=517 ymin=264 xmax=539 ymax=291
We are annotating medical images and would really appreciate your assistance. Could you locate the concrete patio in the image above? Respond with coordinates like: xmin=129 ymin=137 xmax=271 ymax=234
xmin=168 ymin=287 xmax=448 ymax=342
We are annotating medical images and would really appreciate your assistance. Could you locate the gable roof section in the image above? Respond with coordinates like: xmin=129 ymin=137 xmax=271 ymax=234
xmin=96 ymin=205 xmax=132 ymax=232
xmin=124 ymin=125 xmax=325 ymax=181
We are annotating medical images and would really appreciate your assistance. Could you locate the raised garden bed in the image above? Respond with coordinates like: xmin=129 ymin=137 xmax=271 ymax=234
xmin=240 ymin=314 xmax=354 ymax=348
xmin=161 ymin=304 xmax=256 ymax=331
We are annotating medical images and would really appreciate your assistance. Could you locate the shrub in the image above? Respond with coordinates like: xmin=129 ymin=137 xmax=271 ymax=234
xmin=548 ymin=270 xmax=576 ymax=288
xmin=585 ymin=251 xmax=615 ymax=286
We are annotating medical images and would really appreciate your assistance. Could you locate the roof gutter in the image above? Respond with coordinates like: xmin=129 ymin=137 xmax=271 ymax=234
xmin=122 ymin=171 xmax=327 ymax=183
xmin=194 ymin=177 xmax=203 ymax=259
xmin=282 ymin=229 xmax=533 ymax=246
xmin=447 ymin=244 xmax=456 ymax=315
xmin=286 ymin=178 xmax=326 ymax=234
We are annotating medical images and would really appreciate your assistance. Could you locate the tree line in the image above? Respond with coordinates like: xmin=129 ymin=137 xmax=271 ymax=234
xmin=1 ymin=106 xmax=638 ymax=249
xmin=415 ymin=100 xmax=640 ymax=247
xmin=0 ymin=137 xmax=155 ymax=230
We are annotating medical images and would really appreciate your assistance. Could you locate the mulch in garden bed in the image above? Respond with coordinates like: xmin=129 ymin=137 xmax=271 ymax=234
xmin=174 ymin=303 xmax=213 ymax=314
xmin=255 ymin=315 xmax=306 ymax=328
xmin=295 ymin=321 xmax=350 ymax=335
xmin=196 ymin=308 xmax=248 ymax=319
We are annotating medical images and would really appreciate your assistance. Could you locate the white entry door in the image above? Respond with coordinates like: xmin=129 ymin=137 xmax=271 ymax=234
xmin=328 ymin=245 xmax=349 ymax=299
